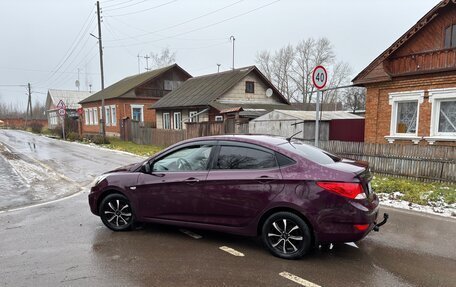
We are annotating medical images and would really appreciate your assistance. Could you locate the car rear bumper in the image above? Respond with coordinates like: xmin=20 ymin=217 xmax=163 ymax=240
xmin=314 ymin=196 xmax=381 ymax=244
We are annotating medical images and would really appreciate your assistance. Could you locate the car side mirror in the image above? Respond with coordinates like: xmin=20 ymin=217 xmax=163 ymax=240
xmin=143 ymin=161 xmax=152 ymax=174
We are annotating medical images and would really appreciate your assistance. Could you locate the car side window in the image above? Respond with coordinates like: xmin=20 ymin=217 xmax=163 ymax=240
xmin=153 ymin=145 xmax=213 ymax=172
xmin=215 ymin=145 xmax=277 ymax=170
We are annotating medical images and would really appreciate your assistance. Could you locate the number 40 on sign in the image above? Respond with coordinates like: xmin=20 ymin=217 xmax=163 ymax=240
xmin=312 ymin=66 xmax=328 ymax=90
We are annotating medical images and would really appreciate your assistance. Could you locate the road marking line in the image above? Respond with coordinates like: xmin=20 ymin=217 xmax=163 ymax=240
xmin=179 ymin=229 xmax=202 ymax=239
xmin=345 ymin=242 xmax=359 ymax=248
xmin=279 ymin=272 xmax=321 ymax=287
xmin=0 ymin=186 xmax=87 ymax=214
xmin=219 ymin=246 xmax=244 ymax=257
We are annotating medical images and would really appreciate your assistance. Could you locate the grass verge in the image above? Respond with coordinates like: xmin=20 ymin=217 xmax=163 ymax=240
xmin=100 ymin=137 xmax=163 ymax=157
xmin=371 ymin=175 xmax=456 ymax=205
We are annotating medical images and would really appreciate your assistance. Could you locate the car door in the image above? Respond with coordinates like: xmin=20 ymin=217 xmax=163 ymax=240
xmin=135 ymin=141 xmax=216 ymax=223
xmin=203 ymin=142 xmax=284 ymax=227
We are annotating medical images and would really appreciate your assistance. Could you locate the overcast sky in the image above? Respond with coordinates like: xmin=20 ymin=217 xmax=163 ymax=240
xmin=0 ymin=0 xmax=441 ymax=110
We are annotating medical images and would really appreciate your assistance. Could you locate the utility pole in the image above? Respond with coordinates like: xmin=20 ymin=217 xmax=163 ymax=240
xmin=137 ymin=54 xmax=141 ymax=74
xmin=25 ymin=83 xmax=32 ymax=126
xmin=96 ymin=0 xmax=106 ymax=141
xmin=144 ymin=54 xmax=150 ymax=71
xmin=230 ymin=36 xmax=235 ymax=70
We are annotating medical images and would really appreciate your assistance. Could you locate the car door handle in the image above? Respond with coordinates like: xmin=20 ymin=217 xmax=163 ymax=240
xmin=256 ymin=176 xmax=275 ymax=183
xmin=184 ymin=177 xmax=200 ymax=184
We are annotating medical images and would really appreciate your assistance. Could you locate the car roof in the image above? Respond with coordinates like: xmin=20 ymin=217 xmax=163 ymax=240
xmin=186 ymin=134 xmax=288 ymax=146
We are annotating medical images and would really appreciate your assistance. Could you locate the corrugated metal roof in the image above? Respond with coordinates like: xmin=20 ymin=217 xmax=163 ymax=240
xmin=152 ymin=66 xmax=290 ymax=109
xmin=254 ymin=110 xmax=364 ymax=121
xmin=47 ymin=89 xmax=93 ymax=110
xmin=79 ymin=64 xmax=191 ymax=104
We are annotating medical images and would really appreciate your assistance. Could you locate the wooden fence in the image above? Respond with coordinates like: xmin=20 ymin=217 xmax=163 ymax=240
xmin=128 ymin=120 xmax=249 ymax=147
xmin=302 ymin=140 xmax=456 ymax=182
xmin=127 ymin=121 xmax=455 ymax=182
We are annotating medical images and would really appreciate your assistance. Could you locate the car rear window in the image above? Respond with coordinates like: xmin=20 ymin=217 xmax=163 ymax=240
xmin=279 ymin=142 xmax=340 ymax=165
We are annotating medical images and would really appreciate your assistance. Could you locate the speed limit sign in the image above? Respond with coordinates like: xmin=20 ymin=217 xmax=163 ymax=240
xmin=312 ymin=66 xmax=328 ymax=90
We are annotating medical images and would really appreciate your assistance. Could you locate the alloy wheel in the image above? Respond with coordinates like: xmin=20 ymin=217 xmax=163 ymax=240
xmin=100 ymin=194 xmax=134 ymax=231
xmin=262 ymin=212 xmax=311 ymax=259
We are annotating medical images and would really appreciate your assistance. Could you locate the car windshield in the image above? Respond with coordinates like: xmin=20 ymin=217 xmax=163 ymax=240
xmin=279 ymin=142 xmax=340 ymax=165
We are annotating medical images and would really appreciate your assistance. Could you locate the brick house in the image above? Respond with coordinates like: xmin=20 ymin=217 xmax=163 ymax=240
xmin=152 ymin=66 xmax=292 ymax=130
xmin=79 ymin=64 xmax=191 ymax=136
xmin=353 ymin=0 xmax=456 ymax=146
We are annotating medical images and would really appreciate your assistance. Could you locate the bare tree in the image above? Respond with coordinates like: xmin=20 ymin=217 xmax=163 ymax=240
xmin=323 ymin=61 xmax=352 ymax=103
xmin=256 ymin=37 xmax=352 ymax=104
xmin=272 ymin=45 xmax=295 ymax=101
xmin=256 ymin=50 xmax=273 ymax=81
xmin=149 ymin=47 xmax=176 ymax=69
xmin=256 ymin=45 xmax=296 ymax=101
xmin=342 ymin=87 xmax=366 ymax=113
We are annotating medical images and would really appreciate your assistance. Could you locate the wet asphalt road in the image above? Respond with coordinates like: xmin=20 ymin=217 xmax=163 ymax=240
xmin=0 ymin=130 xmax=455 ymax=287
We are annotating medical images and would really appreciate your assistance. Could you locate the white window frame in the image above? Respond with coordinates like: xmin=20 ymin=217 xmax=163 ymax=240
xmin=189 ymin=111 xmax=198 ymax=123
xmin=173 ymin=112 xmax=182 ymax=130
xmin=105 ymin=107 xmax=111 ymax=126
xmin=84 ymin=109 xmax=89 ymax=125
xmin=163 ymin=112 xmax=171 ymax=129
xmin=385 ymin=90 xmax=424 ymax=144
xmin=93 ymin=108 xmax=98 ymax=125
xmin=131 ymin=104 xmax=144 ymax=122
xmin=425 ymin=88 xmax=456 ymax=144
xmin=111 ymin=105 xmax=117 ymax=126
xmin=215 ymin=115 xmax=223 ymax=122
xmin=89 ymin=108 xmax=94 ymax=125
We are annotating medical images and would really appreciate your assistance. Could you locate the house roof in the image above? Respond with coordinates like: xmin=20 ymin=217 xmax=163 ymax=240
xmin=252 ymin=110 xmax=364 ymax=122
xmin=152 ymin=66 xmax=290 ymax=109
xmin=353 ymin=0 xmax=455 ymax=85
xmin=46 ymin=89 xmax=93 ymax=110
xmin=79 ymin=64 xmax=191 ymax=104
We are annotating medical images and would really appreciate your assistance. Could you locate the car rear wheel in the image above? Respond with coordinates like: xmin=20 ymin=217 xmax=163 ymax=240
xmin=100 ymin=194 xmax=135 ymax=231
xmin=262 ymin=212 xmax=311 ymax=259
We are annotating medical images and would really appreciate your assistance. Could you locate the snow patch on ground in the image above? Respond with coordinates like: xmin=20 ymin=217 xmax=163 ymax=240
xmin=0 ymin=142 xmax=80 ymax=210
xmin=378 ymin=193 xmax=456 ymax=218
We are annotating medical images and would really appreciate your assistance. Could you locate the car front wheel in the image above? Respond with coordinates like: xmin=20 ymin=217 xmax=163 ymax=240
xmin=99 ymin=193 xmax=135 ymax=231
xmin=262 ymin=212 xmax=311 ymax=259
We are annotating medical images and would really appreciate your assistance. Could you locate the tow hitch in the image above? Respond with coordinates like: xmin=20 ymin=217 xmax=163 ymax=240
xmin=373 ymin=213 xmax=389 ymax=232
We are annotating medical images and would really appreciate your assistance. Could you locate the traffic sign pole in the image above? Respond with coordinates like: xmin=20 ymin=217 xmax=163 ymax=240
xmin=312 ymin=66 xmax=328 ymax=148
xmin=315 ymin=90 xmax=321 ymax=147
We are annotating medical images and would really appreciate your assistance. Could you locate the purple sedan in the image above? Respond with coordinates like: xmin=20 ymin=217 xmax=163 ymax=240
xmin=89 ymin=135 xmax=387 ymax=259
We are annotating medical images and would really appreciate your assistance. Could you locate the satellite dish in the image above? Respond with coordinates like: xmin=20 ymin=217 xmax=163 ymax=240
xmin=266 ymin=88 xmax=273 ymax=97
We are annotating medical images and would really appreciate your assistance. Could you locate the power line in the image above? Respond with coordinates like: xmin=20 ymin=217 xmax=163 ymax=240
xmin=104 ymin=0 xmax=177 ymax=17
xmin=104 ymin=0 xmax=244 ymax=42
xmin=32 ymin=7 xmax=97 ymax=86
xmin=106 ymin=0 xmax=281 ymax=48
xmin=104 ymin=0 xmax=152 ymax=11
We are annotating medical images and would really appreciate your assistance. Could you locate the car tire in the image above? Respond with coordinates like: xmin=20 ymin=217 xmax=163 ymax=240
xmin=262 ymin=212 xmax=311 ymax=259
xmin=99 ymin=193 xmax=135 ymax=231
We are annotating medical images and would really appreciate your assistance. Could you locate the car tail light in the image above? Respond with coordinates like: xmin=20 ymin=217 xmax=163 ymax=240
xmin=316 ymin=182 xmax=366 ymax=199
xmin=354 ymin=224 xmax=369 ymax=231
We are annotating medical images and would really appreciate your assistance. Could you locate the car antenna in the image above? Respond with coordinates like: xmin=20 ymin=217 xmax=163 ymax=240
xmin=286 ymin=131 xmax=302 ymax=143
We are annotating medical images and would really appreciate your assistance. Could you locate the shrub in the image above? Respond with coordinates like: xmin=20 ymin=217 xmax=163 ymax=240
xmin=66 ymin=132 xmax=81 ymax=142
xmin=51 ymin=126 xmax=63 ymax=138
xmin=30 ymin=122 xmax=43 ymax=133
xmin=91 ymin=134 xmax=110 ymax=145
